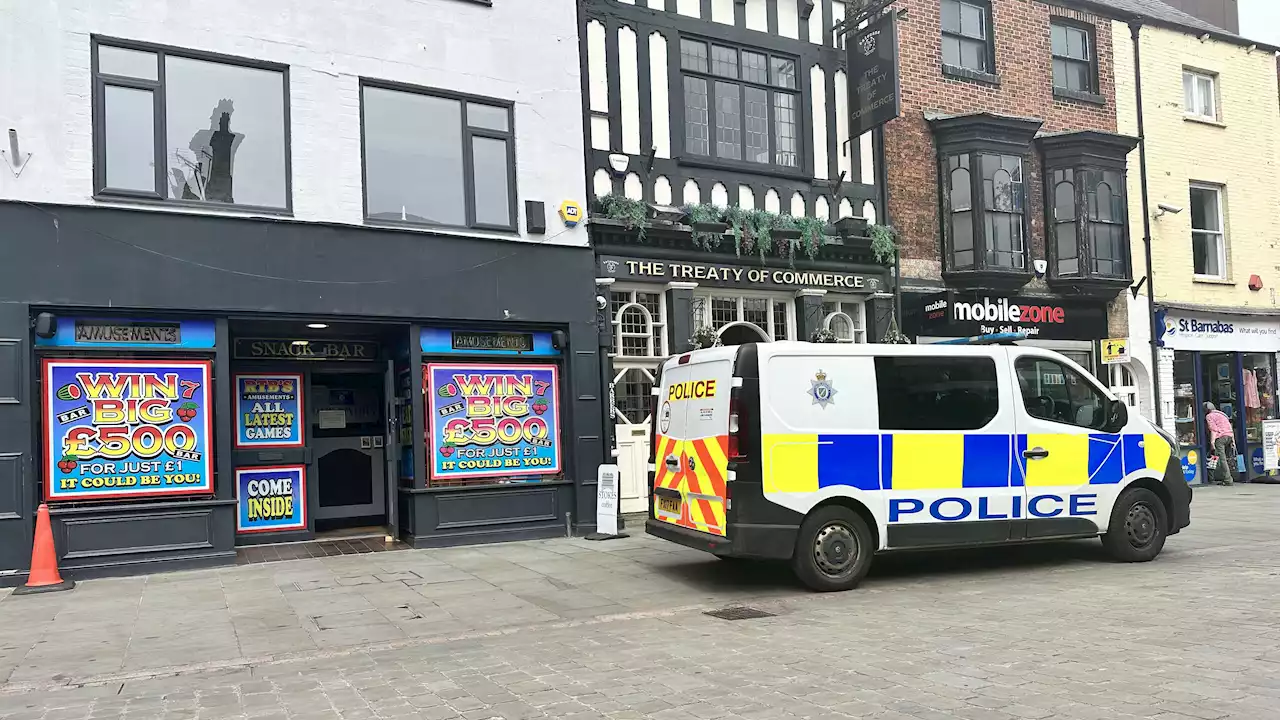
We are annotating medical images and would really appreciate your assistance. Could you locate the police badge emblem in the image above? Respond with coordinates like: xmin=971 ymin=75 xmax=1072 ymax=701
xmin=808 ymin=369 xmax=837 ymax=408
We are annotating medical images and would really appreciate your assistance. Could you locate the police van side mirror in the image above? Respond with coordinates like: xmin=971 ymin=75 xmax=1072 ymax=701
xmin=1105 ymin=399 xmax=1129 ymax=433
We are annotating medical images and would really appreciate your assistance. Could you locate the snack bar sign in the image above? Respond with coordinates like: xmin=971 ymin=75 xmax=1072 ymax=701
xmin=426 ymin=363 xmax=561 ymax=481
xmin=43 ymin=359 xmax=213 ymax=501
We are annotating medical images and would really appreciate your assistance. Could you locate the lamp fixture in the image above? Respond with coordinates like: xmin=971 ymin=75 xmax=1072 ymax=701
xmin=291 ymin=340 xmax=310 ymax=347
xmin=307 ymin=322 xmax=329 ymax=329
xmin=608 ymin=153 xmax=630 ymax=177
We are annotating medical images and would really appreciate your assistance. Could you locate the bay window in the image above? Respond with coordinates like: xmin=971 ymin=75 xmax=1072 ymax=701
xmin=1038 ymin=131 xmax=1139 ymax=289
xmin=931 ymin=113 xmax=1041 ymax=283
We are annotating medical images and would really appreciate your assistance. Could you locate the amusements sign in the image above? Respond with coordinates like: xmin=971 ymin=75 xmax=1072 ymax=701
xmin=235 ymin=373 xmax=304 ymax=448
xmin=426 ymin=363 xmax=561 ymax=481
xmin=43 ymin=359 xmax=213 ymax=501
xmin=236 ymin=465 xmax=307 ymax=534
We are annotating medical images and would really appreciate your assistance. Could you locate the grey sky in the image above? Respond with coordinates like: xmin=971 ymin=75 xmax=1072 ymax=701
xmin=1238 ymin=0 xmax=1280 ymax=47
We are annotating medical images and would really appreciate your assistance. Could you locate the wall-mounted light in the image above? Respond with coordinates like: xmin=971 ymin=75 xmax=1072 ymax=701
xmin=291 ymin=340 xmax=310 ymax=347
xmin=307 ymin=323 xmax=329 ymax=329
xmin=800 ymin=0 xmax=816 ymax=20
xmin=608 ymin=153 xmax=630 ymax=177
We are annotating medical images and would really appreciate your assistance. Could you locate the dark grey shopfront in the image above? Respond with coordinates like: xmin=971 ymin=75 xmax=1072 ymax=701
xmin=0 ymin=202 xmax=604 ymax=582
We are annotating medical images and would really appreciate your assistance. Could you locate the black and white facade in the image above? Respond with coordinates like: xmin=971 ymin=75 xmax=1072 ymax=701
xmin=0 ymin=0 xmax=603 ymax=581
xmin=578 ymin=0 xmax=891 ymax=511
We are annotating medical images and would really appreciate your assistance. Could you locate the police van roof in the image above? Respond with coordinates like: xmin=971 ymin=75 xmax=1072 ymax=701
xmin=929 ymin=332 xmax=1030 ymax=346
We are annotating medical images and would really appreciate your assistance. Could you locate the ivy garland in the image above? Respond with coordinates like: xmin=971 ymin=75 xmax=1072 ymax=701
xmin=591 ymin=195 xmax=896 ymax=266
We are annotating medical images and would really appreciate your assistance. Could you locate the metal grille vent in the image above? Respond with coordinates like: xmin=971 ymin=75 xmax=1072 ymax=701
xmin=704 ymin=606 xmax=776 ymax=621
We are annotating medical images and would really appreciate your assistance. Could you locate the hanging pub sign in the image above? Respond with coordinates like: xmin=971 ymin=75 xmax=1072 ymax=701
xmin=236 ymin=465 xmax=308 ymax=534
xmin=847 ymin=9 xmax=901 ymax=137
xmin=233 ymin=338 xmax=380 ymax=361
xmin=425 ymin=363 xmax=562 ymax=481
xmin=235 ymin=373 xmax=304 ymax=448
xmin=43 ymin=359 xmax=213 ymax=501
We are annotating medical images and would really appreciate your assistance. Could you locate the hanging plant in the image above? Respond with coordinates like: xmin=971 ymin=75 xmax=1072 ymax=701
xmin=689 ymin=325 xmax=722 ymax=350
xmin=792 ymin=216 xmax=827 ymax=260
xmin=868 ymin=223 xmax=899 ymax=266
xmin=809 ymin=328 xmax=838 ymax=343
xmin=597 ymin=194 xmax=651 ymax=242
xmin=682 ymin=203 xmax=726 ymax=250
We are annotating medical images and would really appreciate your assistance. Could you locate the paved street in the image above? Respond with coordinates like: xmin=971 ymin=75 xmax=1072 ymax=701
xmin=2 ymin=485 xmax=1279 ymax=719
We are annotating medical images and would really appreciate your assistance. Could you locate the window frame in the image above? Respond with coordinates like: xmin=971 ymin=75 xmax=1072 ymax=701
xmin=674 ymin=35 xmax=805 ymax=178
xmin=90 ymin=35 xmax=293 ymax=214
xmin=821 ymin=300 xmax=867 ymax=344
xmin=1015 ymin=356 xmax=1110 ymax=431
xmin=1050 ymin=19 xmax=1099 ymax=97
xmin=359 ymin=78 xmax=519 ymax=233
xmin=1182 ymin=68 xmax=1218 ymax=121
xmin=1045 ymin=166 xmax=1131 ymax=282
xmin=1189 ymin=182 xmax=1227 ymax=280
xmin=941 ymin=0 xmax=996 ymax=77
xmin=941 ymin=150 xmax=1031 ymax=274
xmin=874 ymin=355 xmax=1001 ymax=431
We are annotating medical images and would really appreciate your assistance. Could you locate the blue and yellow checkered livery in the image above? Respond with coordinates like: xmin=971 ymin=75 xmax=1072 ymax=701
xmin=762 ymin=432 xmax=1171 ymax=492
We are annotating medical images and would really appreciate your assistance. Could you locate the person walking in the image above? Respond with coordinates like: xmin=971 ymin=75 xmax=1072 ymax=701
xmin=1204 ymin=402 xmax=1237 ymax=485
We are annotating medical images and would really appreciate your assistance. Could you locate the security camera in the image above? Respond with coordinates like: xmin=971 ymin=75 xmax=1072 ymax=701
xmin=596 ymin=295 xmax=608 ymax=310
xmin=1154 ymin=203 xmax=1183 ymax=219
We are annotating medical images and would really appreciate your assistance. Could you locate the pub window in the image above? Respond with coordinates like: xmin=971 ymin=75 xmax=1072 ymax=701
xmin=609 ymin=290 xmax=667 ymax=358
xmin=822 ymin=300 xmax=867 ymax=343
xmin=92 ymin=38 xmax=290 ymax=210
xmin=679 ymin=38 xmax=800 ymax=170
xmin=941 ymin=0 xmax=994 ymax=75
xmin=943 ymin=152 xmax=1027 ymax=272
xmin=361 ymin=81 xmax=517 ymax=231
xmin=1051 ymin=21 xmax=1097 ymax=95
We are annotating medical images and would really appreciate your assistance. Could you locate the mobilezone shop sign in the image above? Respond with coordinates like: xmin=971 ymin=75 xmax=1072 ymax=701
xmin=1157 ymin=309 xmax=1280 ymax=352
xmin=921 ymin=293 xmax=1106 ymax=340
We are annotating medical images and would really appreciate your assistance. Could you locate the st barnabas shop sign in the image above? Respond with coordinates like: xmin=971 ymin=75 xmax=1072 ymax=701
xmin=43 ymin=359 xmax=213 ymax=500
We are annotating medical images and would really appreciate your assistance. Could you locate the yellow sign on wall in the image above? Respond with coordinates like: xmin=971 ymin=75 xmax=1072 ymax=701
xmin=559 ymin=201 xmax=582 ymax=227
xmin=1102 ymin=338 xmax=1130 ymax=365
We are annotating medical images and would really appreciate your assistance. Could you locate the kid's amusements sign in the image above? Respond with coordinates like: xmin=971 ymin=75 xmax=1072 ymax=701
xmin=43 ymin=359 xmax=213 ymax=501
xmin=426 ymin=363 xmax=561 ymax=481
xmin=235 ymin=373 xmax=304 ymax=448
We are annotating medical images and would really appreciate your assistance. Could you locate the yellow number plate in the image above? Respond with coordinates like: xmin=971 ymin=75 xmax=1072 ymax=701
xmin=657 ymin=496 xmax=681 ymax=514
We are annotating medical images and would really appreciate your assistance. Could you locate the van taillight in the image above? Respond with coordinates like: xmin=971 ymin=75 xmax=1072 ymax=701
xmin=727 ymin=386 xmax=744 ymax=460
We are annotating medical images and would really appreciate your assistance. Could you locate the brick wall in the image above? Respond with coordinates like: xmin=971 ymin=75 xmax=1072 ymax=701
xmin=884 ymin=0 xmax=1118 ymax=280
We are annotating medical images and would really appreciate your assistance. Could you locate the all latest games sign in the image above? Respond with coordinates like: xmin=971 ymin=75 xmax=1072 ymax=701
xmin=236 ymin=465 xmax=307 ymax=534
xmin=426 ymin=363 xmax=561 ymax=481
xmin=235 ymin=373 xmax=304 ymax=448
xmin=43 ymin=359 xmax=213 ymax=501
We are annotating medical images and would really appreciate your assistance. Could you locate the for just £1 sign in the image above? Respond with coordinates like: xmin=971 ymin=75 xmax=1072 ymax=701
xmin=43 ymin=359 xmax=213 ymax=501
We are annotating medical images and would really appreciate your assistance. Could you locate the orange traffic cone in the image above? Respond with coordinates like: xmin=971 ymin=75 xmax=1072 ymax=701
xmin=13 ymin=503 xmax=74 ymax=595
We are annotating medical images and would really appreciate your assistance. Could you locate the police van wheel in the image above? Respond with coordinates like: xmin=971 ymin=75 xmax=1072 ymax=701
xmin=1102 ymin=487 xmax=1168 ymax=562
xmin=791 ymin=506 xmax=873 ymax=592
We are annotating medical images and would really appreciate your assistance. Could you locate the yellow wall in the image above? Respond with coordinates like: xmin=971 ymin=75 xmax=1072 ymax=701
xmin=1113 ymin=21 xmax=1280 ymax=310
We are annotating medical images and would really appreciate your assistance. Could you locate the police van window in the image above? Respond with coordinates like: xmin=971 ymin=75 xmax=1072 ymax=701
xmin=874 ymin=356 xmax=999 ymax=430
xmin=1015 ymin=357 xmax=1107 ymax=430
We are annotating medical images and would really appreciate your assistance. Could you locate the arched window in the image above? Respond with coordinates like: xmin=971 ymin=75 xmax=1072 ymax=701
xmin=822 ymin=300 xmax=866 ymax=343
xmin=610 ymin=290 xmax=666 ymax=358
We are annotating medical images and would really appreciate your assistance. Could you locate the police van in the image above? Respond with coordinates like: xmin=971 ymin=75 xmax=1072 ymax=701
xmin=646 ymin=340 xmax=1192 ymax=591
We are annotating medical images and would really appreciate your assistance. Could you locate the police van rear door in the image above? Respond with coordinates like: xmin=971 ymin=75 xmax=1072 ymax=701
xmin=652 ymin=348 xmax=734 ymax=537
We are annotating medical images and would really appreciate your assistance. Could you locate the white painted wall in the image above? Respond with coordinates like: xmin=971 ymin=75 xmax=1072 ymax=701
xmin=0 ymin=0 xmax=589 ymax=247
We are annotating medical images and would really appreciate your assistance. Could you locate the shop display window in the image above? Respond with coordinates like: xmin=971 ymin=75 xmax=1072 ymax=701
xmin=1241 ymin=353 xmax=1277 ymax=445
xmin=1173 ymin=353 xmax=1199 ymax=447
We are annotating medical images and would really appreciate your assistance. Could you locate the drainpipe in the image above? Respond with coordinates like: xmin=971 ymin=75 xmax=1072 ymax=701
xmin=1129 ymin=20 xmax=1163 ymax=426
